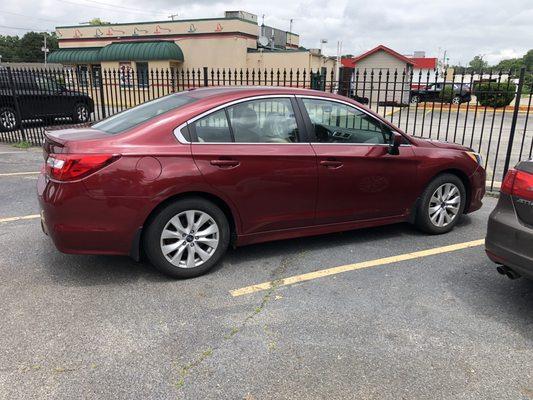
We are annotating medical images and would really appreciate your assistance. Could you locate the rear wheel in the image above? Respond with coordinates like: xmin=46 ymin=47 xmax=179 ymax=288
xmin=0 ymin=106 xmax=20 ymax=131
xmin=72 ymin=102 xmax=90 ymax=123
xmin=452 ymin=96 xmax=462 ymax=104
xmin=415 ymin=174 xmax=466 ymax=234
xmin=410 ymin=95 xmax=420 ymax=104
xmin=143 ymin=198 xmax=230 ymax=278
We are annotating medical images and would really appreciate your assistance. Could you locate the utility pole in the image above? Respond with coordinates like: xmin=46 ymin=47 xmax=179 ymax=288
xmin=288 ymin=19 xmax=293 ymax=47
xmin=168 ymin=13 xmax=179 ymax=21
xmin=42 ymin=34 xmax=49 ymax=65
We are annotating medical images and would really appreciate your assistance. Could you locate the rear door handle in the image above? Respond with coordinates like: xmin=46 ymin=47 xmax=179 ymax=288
xmin=320 ymin=159 xmax=343 ymax=169
xmin=210 ymin=159 xmax=240 ymax=168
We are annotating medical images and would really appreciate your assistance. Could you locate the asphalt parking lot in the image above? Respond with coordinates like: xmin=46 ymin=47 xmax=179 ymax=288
xmin=0 ymin=144 xmax=532 ymax=400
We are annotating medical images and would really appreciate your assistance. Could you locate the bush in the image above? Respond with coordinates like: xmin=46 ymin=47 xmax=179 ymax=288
xmin=476 ymin=82 xmax=516 ymax=108
xmin=440 ymin=86 xmax=455 ymax=102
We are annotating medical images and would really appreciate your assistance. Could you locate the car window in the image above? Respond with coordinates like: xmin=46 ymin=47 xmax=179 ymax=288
xmin=301 ymin=98 xmax=392 ymax=144
xmin=92 ymin=93 xmax=197 ymax=134
xmin=193 ymin=110 xmax=232 ymax=143
xmin=226 ymin=98 xmax=298 ymax=143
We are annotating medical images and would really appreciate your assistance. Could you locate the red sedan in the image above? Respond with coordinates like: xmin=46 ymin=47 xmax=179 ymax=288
xmin=38 ymin=87 xmax=486 ymax=278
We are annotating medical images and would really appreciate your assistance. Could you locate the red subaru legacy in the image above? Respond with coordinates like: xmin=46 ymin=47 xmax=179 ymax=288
xmin=38 ymin=87 xmax=486 ymax=278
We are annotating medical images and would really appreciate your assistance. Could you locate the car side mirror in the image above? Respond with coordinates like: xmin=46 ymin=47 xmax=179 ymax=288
xmin=388 ymin=132 xmax=403 ymax=155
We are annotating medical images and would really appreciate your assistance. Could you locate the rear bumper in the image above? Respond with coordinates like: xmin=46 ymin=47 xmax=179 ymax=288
xmin=485 ymin=194 xmax=533 ymax=279
xmin=37 ymin=173 xmax=147 ymax=256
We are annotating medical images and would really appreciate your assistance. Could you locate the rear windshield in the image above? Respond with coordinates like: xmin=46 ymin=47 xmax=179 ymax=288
xmin=92 ymin=93 xmax=197 ymax=134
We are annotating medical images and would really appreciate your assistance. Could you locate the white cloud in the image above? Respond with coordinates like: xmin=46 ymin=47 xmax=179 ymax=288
xmin=0 ymin=0 xmax=531 ymax=64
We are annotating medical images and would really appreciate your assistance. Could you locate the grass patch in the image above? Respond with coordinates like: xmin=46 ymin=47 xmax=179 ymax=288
xmin=12 ymin=141 xmax=33 ymax=149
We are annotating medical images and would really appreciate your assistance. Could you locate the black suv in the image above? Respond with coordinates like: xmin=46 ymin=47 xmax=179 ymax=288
xmin=410 ymin=82 xmax=471 ymax=105
xmin=0 ymin=68 xmax=94 ymax=131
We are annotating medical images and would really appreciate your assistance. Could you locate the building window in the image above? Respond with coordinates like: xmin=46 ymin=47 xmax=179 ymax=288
xmin=136 ymin=62 xmax=149 ymax=88
xmin=119 ymin=62 xmax=133 ymax=88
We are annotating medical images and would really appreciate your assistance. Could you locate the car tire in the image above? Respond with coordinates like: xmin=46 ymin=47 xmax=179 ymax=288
xmin=72 ymin=102 xmax=90 ymax=123
xmin=0 ymin=106 xmax=20 ymax=131
xmin=415 ymin=173 xmax=466 ymax=234
xmin=143 ymin=197 xmax=231 ymax=279
xmin=452 ymin=96 xmax=462 ymax=105
xmin=410 ymin=95 xmax=420 ymax=104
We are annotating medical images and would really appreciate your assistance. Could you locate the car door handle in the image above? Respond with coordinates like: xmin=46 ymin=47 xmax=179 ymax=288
xmin=210 ymin=159 xmax=240 ymax=168
xmin=320 ymin=160 xmax=343 ymax=169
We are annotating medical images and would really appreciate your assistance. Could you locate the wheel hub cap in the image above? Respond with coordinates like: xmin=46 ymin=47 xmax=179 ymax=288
xmin=160 ymin=210 xmax=219 ymax=269
xmin=429 ymin=183 xmax=461 ymax=227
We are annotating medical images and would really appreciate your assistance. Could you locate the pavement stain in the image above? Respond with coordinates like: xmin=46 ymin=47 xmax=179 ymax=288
xmin=172 ymin=250 xmax=305 ymax=392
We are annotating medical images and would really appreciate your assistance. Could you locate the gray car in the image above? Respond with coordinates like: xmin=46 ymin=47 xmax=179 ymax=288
xmin=486 ymin=160 xmax=533 ymax=280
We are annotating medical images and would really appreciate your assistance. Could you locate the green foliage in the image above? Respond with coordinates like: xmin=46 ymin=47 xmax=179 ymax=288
xmin=468 ymin=55 xmax=488 ymax=71
xmin=87 ymin=18 xmax=110 ymax=25
xmin=440 ymin=86 xmax=455 ymax=102
xmin=0 ymin=32 xmax=58 ymax=63
xmin=476 ymin=82 xmax=516 ymax=108
xmin=13 ymin=141 xmax=32 ymax=149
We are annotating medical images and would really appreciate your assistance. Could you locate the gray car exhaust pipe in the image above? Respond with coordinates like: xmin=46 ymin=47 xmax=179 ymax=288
xmin=496 ymin=265 xmax=521 ymax=280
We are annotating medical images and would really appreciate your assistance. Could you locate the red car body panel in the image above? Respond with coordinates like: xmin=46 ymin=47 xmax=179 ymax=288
xmin=37 ymin=87 xmax=486 ymax=258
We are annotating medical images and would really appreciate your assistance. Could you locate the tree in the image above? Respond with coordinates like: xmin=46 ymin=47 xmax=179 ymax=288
xmin=16 ymin=32 xmax=58 ymax=62
xmin=468 ymin=55 xmax=488 ymax=71
xmin=523 ymin=49 xmax=533 ymax=72
xmin=88 ymin=18 xmax=110 ymax=25
xmin=0 ymin=32 xmax=58 ymax=63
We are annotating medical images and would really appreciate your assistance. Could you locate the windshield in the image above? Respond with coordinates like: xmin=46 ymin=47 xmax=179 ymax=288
xmin=92 ymin=93 xmax=197 ymax=134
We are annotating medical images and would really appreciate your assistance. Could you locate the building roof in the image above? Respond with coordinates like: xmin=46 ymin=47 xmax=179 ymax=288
xmin=341 ymin=45 xmax=415 ymax=68
xmin=409 ymin=57 xmax=437 ymax=69
xmin=48 ymin=41 xmax=184 ymax=64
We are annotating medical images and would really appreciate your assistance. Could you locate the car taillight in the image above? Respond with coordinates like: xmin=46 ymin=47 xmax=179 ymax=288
xmin=45 ymin=154 xmax=119 ymax=181
xmin=501 ymin=168 xmax=533 ymax=201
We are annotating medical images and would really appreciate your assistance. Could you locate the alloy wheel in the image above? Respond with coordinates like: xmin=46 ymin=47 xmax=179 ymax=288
xmin=76 ymin=105 xmax=89 ymax=122
xmin=160 ymin=210 xmax=219 ymax=269
xmin=452 ymin=97 xmax=461 ymax=105
xmin=0 ymin=110 xmax=17 ymax=129
xmin=428 ymin=183 xmax=461 ymax=227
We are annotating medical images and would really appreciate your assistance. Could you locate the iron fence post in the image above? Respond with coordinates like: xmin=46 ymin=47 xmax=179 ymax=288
xmin=203 ymin=67 xmax=209 ymax=87
xmin=6 ymin=67 xmax=26 ymax=142
xmin=502 ymin=67 xmax=525 ymax=176
xmin=98 ymin=70 xmax=106 ymax=119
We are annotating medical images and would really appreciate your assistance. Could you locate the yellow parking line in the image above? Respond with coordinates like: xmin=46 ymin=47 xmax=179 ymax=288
xmin=0 ymin=214 xmax=40 ymax=223
xmin=0 ymin=171 xmax=40 ymax=177
xmin=230 ymin=239 xmax=485 ymax=297
xmin=385 ymin=108 xmax=401 ymax=117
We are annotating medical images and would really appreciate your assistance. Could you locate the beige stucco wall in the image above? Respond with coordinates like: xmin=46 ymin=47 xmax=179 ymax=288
xmin=246 ymin=51 xmax=335 ymax=72
xmin=56 ymin=18 xmax=258 ymax=42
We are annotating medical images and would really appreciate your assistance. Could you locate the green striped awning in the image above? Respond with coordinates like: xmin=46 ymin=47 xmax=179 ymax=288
xmin=48 ymin=41 xmax=184 ymax=64
xmin=47 ymin=47 xmax=101 ymax=64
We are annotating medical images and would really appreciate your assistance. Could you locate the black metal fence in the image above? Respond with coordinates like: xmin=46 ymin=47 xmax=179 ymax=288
xmin=0 ymin=65 xmax=531 ymax=190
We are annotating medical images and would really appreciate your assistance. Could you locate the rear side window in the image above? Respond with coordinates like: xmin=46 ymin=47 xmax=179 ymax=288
xmin=191 ymin=97 xmax=299 ymax=143
xmin=226 ymin=98 xmax=298 ymax=143
xmin=92 ymin=93 xmax=197 ymax=134
xmin=193 ymin=110 xmax=232 ymax=142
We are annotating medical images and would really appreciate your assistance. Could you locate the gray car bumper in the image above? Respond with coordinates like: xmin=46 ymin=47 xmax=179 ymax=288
xmin=485 ymin=194 xmax=533 ymax=280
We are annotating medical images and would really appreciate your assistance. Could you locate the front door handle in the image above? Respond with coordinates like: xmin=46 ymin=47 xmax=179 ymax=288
xmin=320 ymin=159 xmax=343 ymax=169
xmin=210 ymin=159 xmax=240 ymax=168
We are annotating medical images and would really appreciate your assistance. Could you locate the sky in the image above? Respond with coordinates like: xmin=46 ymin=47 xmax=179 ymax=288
xmin=0 ymin=0 xmax=531 ymax=65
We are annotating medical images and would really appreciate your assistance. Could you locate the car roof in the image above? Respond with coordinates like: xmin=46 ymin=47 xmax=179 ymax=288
xmin=183 ymin=86 xmax=343 ymax=101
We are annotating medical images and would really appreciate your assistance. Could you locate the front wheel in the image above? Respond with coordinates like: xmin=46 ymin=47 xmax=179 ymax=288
xmin=72 ymin=102 xmax=90 ymax=123
xmin=143 ymin=198 xmax=230 ymax=278
xmin=410 ymin=95 xmax=420 ymax=104
xmin=415 ymin=174 xmax=466 ymax=234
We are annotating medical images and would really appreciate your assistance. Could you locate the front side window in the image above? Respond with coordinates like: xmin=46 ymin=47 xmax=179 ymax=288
xmin=226 ymin=98 xmax=298 ymax=143
xmin=302 ymin=98 xmax=391 ymax=144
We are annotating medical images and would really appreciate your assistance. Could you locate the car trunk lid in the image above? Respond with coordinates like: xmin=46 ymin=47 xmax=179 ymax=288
xmin=43 ymin=127 xmax=110 ymax=159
